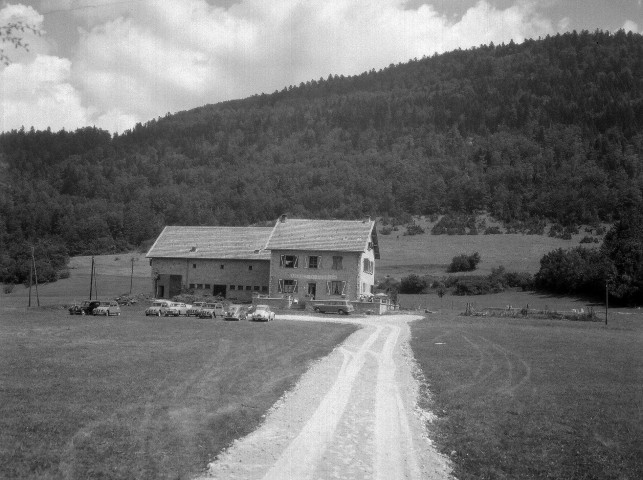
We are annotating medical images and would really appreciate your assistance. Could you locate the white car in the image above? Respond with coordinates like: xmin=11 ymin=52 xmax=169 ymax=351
xmin=186 ymin=302 xmax=206 ymax=316
xmin=145 ymin=300 xmax=171 ymax=316
xmin=198 ymin=302 xmax=226 ymax=319
xmin=250 ymin=305 xmax=275 ymax=322
xmin=162 ymin=302 xmax=191 ymax=316
xmin=93 ymin=301 xmax=121 ymax=316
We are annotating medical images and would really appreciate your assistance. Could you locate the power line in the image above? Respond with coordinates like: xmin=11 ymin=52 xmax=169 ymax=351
xmin=40 ymin=0 xmax=144 ymax=16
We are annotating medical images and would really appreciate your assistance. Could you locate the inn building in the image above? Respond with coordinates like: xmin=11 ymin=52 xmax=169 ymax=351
xmin=146 ymin=216 xmax=379 ymax=302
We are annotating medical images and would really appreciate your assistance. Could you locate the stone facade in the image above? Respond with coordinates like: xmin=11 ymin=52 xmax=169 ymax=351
xmin=150 ymin=257 xmax=270 ymax=301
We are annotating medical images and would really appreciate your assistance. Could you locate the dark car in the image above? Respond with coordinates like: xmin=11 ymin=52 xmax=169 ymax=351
xmin=224 ymin=305 xmax=247 ymax=321
xmin=69 ymin=300 xmax=101 ymax=315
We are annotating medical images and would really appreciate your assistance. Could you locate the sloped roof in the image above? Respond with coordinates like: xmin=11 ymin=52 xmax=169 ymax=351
xmin=266 ymin=218 xmax=380 ymax=258
xmin=146 ymin=226 xmax=273 ymax=260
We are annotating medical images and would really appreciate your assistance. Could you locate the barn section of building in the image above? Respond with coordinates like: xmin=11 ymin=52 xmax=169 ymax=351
xmin=146 ymin=226 xmax=272 ymax=301
xmin=146 ymin=217 xmax=380 ymax=302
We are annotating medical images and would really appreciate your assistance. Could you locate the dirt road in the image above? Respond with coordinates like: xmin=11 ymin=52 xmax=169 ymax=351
xmin=197 ymin=314 xmax=452 ymax=480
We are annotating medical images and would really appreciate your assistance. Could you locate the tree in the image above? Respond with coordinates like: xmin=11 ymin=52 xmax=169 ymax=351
xmin=399 ymin=274 xmax=427 ymax=294
xmin=448 ymin=252 xmax=481 ymax=272
xmin=601 ymin=208 xmax=643 ymax=304
xmin=1 ymin=21 xmax=40 ymax=65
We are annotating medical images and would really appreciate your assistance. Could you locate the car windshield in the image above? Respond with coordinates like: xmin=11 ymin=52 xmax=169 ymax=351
xmin=256 ymin=305 xmax=269 ymax=311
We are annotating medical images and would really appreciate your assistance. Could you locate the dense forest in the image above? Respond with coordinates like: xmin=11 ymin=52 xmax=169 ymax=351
xmin=1 ymin=30 xmax=643 ymax=284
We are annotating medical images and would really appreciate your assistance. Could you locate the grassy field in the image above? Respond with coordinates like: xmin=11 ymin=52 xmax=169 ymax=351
xmin=410 ymin=311 xmax=643 ymax=480
xmin=0 ymin=307 xmax=357 ymax=479
xmin=377 ymin=229 xmax=591 ymax=278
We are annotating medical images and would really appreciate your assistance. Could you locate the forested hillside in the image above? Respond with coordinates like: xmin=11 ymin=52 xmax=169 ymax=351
xmin=1 ymin=30 xmax=643 ymax=283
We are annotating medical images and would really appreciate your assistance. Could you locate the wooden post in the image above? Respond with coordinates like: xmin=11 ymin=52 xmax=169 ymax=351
xmin=32 ymin=247 xmax=40 ymax=307
xmin=130 ymin=257 xmax=134 ymax=295
xmin=28 ymin=260 xmax=33 ymax=307
xmin=605 ymin=281 xmax=608 ymax=326
xmin=89 ymin=256 xmax=94 ymax=299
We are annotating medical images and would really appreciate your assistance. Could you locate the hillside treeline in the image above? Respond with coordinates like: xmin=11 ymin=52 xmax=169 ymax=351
xmin=1 ymin=30 xmax=643 ymax=283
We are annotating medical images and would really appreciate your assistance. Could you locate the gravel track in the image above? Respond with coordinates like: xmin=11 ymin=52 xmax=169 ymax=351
xmin=196 ymin=314 xmax=452 ymax=480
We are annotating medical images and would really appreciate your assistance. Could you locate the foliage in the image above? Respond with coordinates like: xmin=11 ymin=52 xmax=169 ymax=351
xmin=399 ymin=274 xmax=428 ymax=294
xmin=448 ymin=252 xmax=481 ymax=272
xmin=0 ymin=21 xmax=40 ymax=65
xmin=2 ymin=31 xmax=643 ymax=280
xmin=404 ymin=224 xmax=425 ymax=236
xmin=431 ymin=214 xmax=476 ymax=235
xmin=534 ymin=247 xmax=609 ymax=297
xmin=601 ymin=208 xmax=643 ymax=303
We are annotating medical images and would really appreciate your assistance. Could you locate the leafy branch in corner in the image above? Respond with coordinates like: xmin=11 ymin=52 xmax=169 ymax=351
xmin=1 ymin=21 xmax=41 ymax=65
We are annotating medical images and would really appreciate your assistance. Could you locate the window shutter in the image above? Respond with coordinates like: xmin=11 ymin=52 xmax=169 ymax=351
xmin=304 ymin=256 xmax=309 ymax=268
xmin=326 ymin=281 xmax=331 ymax=295
xmin=341 ymin=281 xmax=347 ymax=295
xmin=278 ymin=279 xmax=284 ymax=293
xmin=293 ymin=256 xmax=299 ymax=268
xmin=293 ymin=280 xmax=298 ymax=293
xmin=318 ymin=256 xmax=322 ymax=269
xmin=280 ymin=255 xmax=285 ymax=267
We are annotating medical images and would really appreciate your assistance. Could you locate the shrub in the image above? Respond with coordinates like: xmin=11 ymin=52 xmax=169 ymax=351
xmin=484 ymin=226 xmax=502 ymax=234
xmin=380 ymin=226 xmax=393 ymax=235
xmin=3 ymin=284 xmax=14 ymax=294
xmin=399 ymin=274 xmax=427 ymax=294
xmin=404 ymin=224 xmax=425 ymax=236
xmin=432 ymin=214 xmax=476 ymax=235
xmin=580 ymin=236 xmax=596 ymax=244
xmin=448 ymin=252 xmax=481 ymax=272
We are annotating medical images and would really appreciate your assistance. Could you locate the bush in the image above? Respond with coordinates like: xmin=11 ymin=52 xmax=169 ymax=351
xmin=484 ymin=226 xmax=502 ymax=234
xmin=380 ymin=226 xmax=393 ymax=235
xmin=432 ymin=214 xmax=476 ymax=235
xmin=448 ymin=252 xmax=481 ymax=272
xmin=404 ymin=224 xmax=425 ymax=236
xmin=3 ymin=284 xmax=14 ymax=294
xmin=399 ymin=274 xmax=427 ymax=294
xmin=580 ymin=236 xmax=596 ymax=244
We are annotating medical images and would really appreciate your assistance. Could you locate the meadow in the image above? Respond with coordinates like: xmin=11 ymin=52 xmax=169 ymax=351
xmin=410 ymin=313 xmax=643 ymax=479
xmin=0 ymin=307 xmax=357 ymax=479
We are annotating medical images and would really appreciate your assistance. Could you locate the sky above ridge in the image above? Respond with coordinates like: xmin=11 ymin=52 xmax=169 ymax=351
xmin=1 ymin=0 xmax=641 ymax=133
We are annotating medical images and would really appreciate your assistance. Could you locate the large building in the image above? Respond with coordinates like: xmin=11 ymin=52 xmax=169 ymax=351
xmin=146 ymin=216 xmax=379 ymax=302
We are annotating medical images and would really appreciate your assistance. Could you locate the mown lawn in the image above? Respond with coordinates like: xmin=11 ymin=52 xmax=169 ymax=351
xmin=411 ymin=313 xmax=643 ymax=479
xmin=0 ymin=308 xmax=357 ymax=480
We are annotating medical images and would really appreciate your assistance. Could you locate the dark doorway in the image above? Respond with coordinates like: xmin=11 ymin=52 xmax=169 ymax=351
xmin=157 ymin=285 xmax=165 ymax=298
xmin=212 ymin=284 xmax=226 ymax=298
xmin=307 ymin=282 xmax=317 ymax=299
xmin=169 ymin=275 xmax=182 ymax=298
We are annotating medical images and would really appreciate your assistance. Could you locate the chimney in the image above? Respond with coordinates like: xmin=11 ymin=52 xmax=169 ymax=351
xmin=280 ymin=214 xmax=287 ymax=223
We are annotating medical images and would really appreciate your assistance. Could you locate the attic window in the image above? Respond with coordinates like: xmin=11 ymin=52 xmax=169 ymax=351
xmin=189 ymin=246 xmax=197 ymax=252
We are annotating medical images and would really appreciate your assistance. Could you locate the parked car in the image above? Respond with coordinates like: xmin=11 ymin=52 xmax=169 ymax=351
xmin=198 ymin=302 xmax=226 ymax=319
xmin=69 ymin=300 xmax=101 ymax=315
xmin=93 ymin=301 xmax=121 ymax=316
xmin=312 ymin=300 xmax=354 ymax=315
xmin=145 ymin=300 xmax=171 ymax=316
xmin=186 ymin=302 xmax=206 ymax=317
xmin=162 ymin=302 xmax=191 ymax=316
xmin=250 ymin=304 xmax=275 ymax=322
xmin=224 ymin=305 xmax=247 ymax=321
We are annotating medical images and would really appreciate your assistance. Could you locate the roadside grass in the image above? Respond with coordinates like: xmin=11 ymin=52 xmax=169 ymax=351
xmin=377 ymin=232 xmax=584 ymax=278
xmin=410 ymin=312 xmax=643 ymax=480
xmin=0 ymin=308 xmax=357 ymax=480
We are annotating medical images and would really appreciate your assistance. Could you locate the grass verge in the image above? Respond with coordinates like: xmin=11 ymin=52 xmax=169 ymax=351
xmin=0 ymin=308 xmax=357 ymax=480
xmin=410 ymin=313 xmax=643 ymax=479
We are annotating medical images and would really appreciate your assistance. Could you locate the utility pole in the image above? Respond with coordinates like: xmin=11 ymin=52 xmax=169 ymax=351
xmin=89 ymin=256 xmax=95 ymax=299
xmin=130 ymin=257 xmax=134 ymax=295
xmin=605 ymin=280 xmax=608 ymax=326
xmin=28 ymin=246 xmax=40 ymax=307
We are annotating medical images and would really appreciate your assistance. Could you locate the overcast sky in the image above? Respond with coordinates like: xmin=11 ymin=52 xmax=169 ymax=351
xmin=1 ymin=0 xmax=641 ymax=133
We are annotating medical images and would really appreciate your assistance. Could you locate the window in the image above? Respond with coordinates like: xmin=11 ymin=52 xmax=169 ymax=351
xmin=363 ymin=258 xmax=374 ymax=274
xmin=249 ymin=265 xmax=253 ymax=271
xmin=192 ymin=263 xmax=197 ymax=269
xmin=220 ymin=264 xmax=224 ymax=269
xmin=189 ymin=283 xmax=195 ymax=289
xmin=278 ymin=279 xmax=298 ymax=294
xmin=245 ymin=286 xmax=252 ymax=291
xmin=306 ymin=256 xmax=320 ymax=269
xmin=197 ymin=284 xmax=203 ymax=289
xmin=280 ymin=255 xmax=299 ymax=268
xmin=332 ymin=256 xmax=343 ymax=270
xmin=327 ymin=280 xmax=346 ymax=296
xmin=204 ymin=284 xmax=210 ymax=289
xmin=262 ymin=286 xmax=268 ymax=293
xmin=230 ymin=285 xmax=236 ymax=290
xmin=238 ymin=285 xmax=243 ymax=291
xmin=253 ymin=286 xmax=260 ymax=291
